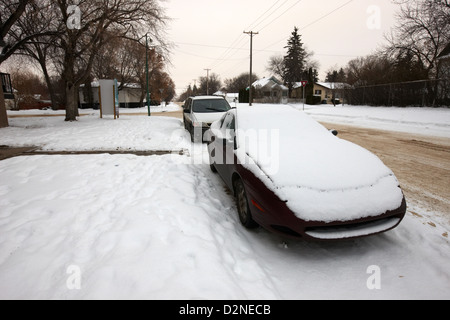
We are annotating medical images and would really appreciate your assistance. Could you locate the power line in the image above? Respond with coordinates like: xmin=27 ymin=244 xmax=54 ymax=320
xmin=258 ymin=0 xmax=355 ymax=52
xmin=248 ymin=0 xmax=289 ymax=31
xmin=299 ymin=0 xmax=354 ymax=31
xmin=176 ymin=48 xmax=246 ymax=61
xmin=206 ymin=0 xmax=291 ymax=71
xmin=258 ymin=0 xmax=304 ymax=32
xmin=175 ymin=41 xmax=280 ymax=53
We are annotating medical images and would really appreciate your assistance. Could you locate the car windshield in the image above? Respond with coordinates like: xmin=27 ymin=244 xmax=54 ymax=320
xmin=192 ymin=99 xmax=231 ymax=113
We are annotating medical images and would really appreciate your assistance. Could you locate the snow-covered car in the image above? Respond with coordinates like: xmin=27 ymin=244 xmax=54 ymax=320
xmin=207 ymin=105 xmax=407 ymax=241
xmin=183 ymin=96 xmax=231 ymax=142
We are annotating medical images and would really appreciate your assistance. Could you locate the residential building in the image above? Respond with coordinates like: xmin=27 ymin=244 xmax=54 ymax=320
xmin=313 ymin=82 xmax=350 ymax=105
xmin=252 ymin=76 xmax=288 ymax=104
xmin=437 ymin=42 xmax=450 ymax=105
xmin=79 ymin=82 xmax=142 ymax=109
xmin=291 ymin=81 xmax=350 ymax=105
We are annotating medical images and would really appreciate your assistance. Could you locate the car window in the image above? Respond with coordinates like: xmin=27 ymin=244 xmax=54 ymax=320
xmin=192 ymin=99 xmax=231 ymax=113
xmin=221 ymin=113 xmax=236 ymax=140
xmin=218 ymin=113 xmax=227 ymax=127
xmin=226 ymin=116 xmax=235 ymax=130
xmin=185 ymin=98 xmax=192 ymax=112
xmin=221 ymin=113 xmax=233 ymax=129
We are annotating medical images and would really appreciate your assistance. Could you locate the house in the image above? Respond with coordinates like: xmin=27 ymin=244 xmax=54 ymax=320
xmin=252 ymin=76 xmax=288 ymax=104
xmin=291 ymin=82 xmax=308 ymax=100
xmin=291 ymin=81 xmax=350 ymax=105
xmin=4 ymin=88 xmax=17 ymax=110
xmin=437 ymin=42 xmax=450 ymax=75
xmin=118 ymin=83 xmax=142 ymax=108
xmin=213 ymin=91 xmax=239 ymax=105
xmin=313 ymin=82 xmax=350 ymax=105
xmin=437 ymin=43 xmax=450 ymax=105
xmin=79 ymin=82 xmax=142 ymax=109
xmin=0 ymin=73 xmax=14 ymax=100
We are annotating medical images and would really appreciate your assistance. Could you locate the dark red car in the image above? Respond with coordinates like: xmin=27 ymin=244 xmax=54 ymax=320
xmin=206 ymin=105 xmax=406 ymax=241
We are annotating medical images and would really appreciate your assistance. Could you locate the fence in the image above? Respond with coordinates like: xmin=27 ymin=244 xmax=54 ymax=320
xmin=344 ymin=79 xmax=450 ymax=107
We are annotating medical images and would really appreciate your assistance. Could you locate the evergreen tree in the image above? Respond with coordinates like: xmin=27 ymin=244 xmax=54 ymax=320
xmin=283 ymin=27 xmax=306 ymax=96
xmin=325 ymin=68 xmax=346 ymax=83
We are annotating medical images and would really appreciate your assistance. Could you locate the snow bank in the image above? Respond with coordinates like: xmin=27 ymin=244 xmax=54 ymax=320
xmin=298 ymin=104 xmax=450 ymax=138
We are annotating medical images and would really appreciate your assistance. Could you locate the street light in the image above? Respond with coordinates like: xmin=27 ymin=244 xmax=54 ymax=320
xmin=146 ymin=34 xmax=151 ymax=116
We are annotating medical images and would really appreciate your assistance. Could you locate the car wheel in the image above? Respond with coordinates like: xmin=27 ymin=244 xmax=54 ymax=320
xmin=234 ymin=178 xmax=258 ymax=229
xmin=210 ymin=163 xmax=217 ymax=173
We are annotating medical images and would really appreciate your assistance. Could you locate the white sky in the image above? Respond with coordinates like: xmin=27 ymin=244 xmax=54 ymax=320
xmin=165 ymin=0 xmax=399 ymax=96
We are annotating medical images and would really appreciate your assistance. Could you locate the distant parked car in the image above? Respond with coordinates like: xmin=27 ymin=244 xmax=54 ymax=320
xmin=207 ymin=105 xmax=406 ymax=241
xmin=183 ymin=96 xmax=231 ymax=142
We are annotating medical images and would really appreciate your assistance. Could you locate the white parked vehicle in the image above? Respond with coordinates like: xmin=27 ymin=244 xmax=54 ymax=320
xmin=183 ymin=96 xmax=231 ymax=142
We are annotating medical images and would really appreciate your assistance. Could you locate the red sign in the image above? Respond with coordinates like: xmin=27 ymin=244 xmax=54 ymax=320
xmin=301 ymin=81 xmax=308 ymax=87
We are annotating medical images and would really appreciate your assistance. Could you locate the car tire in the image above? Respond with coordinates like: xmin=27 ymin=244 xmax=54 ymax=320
xmin=210 ymin=163 xmax=217 ymax=173
xmin=189 ymin=126 xmax=196 ymax=142
xmin=234 ymin=178 xmax=258 ymax=229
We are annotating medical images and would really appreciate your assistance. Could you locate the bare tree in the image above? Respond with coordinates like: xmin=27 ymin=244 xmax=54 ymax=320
xmin=386 ymin=0 xmax=450 ymax=79
xmin=345 ymin=54 xmax=392 ymax=86
xmin=224 ymin=73 xmax=258 ymax=93
xmin=53 ymin=0 xmax=168 ymax=121
xmin=11 ymin=0 xmax=63 ymax=110
xmin=0 ymin=0 xmax=31 ymax=64
xmin=198 ymin=73 xmax=221 ymax=95
xmin=0 ymin=0 xmax=32 ymax=127
xmin=266 ymin=55 xmax=284 ymax=80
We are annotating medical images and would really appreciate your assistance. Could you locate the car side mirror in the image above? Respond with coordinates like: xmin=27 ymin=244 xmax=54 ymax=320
xmin=331 ymin=129 xmax=338 ymax=136
xmin=183 ymin=108 xmax=189 ymax=113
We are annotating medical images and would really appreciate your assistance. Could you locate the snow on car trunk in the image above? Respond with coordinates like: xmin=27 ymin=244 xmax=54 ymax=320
xmin=234 ymin=105 xmax=404 ymax=223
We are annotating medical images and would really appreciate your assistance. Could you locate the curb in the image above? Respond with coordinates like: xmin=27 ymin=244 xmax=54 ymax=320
xmin=0 ymin=146 xmax=188 ymax=161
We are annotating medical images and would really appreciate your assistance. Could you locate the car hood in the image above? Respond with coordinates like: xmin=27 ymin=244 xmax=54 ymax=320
xmin=193 ymin=112 xmax=226 ymax=124
xmin=233 ymin=105 xmax=404 ymax=222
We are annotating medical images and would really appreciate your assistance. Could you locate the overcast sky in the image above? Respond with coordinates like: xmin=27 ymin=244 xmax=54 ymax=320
xmin=165 ymin=0 xmax=399 ymax=95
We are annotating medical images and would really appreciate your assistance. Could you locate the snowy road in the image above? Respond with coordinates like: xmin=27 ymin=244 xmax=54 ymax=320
xmin=319 ymin=122 xmax=450 ymax=227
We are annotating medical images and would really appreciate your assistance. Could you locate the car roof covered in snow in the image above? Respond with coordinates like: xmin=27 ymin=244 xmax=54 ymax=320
xmin=191 ymin=95 xmax=226 ymax=100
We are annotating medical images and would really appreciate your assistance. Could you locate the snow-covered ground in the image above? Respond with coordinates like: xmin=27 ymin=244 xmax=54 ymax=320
xmin=299 ymin=104 xmax=450 ymax=138
xmin=0 ymin=104 xmax=449 ymax=300
xmin=3 ymin=104 xmax=186 ymax=152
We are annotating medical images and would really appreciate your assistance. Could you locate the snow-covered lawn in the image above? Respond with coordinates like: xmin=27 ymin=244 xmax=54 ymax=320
xmin=3 ymin=112 xmax=187 ymax=152
xmin=0 ymin=104 xmax=449 ymax=300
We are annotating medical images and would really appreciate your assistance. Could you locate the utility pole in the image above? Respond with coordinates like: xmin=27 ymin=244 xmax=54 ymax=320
xmin=204 ymin=68 xmax=211 ymax=95
xmin=243 ymin=31 xmax=258 ymax=106
xmin=192 ymin=79 xmax=197 ymax=96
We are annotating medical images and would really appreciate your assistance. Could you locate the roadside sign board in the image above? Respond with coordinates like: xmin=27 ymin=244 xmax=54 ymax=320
xmin=99 ymin=79 xmax=119 ymax=119
xmin=114 ymin=79 xmax=120 ymax=119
